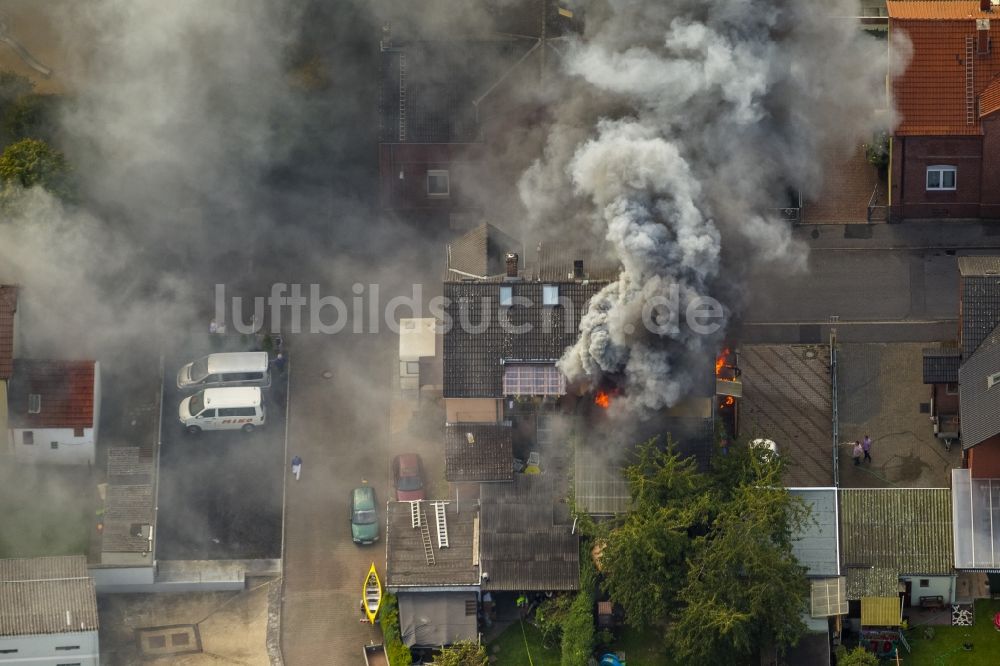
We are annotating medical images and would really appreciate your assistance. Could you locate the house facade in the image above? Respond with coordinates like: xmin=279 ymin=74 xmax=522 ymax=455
xmin=0 ymin=286 xmax=18 ymax=440
xmin=887 ymin=1 xmax=1000 ymax=221
xmin=7 ymin=360 xmax=101 ymax=465
xmin=0 ymin=556 xmax=100 ymax=666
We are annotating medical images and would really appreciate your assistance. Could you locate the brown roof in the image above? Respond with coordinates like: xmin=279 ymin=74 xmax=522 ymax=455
xmin=0 ymin=556 xmax=98 ymax=637
xmin=981 ymin=77 xmax=1000 ymax=117
xmin=0 ymin=286 xmax=17 ymax=380
xmin=889 ymin=2 xmax=1000 ymax=136
xmin=445 ymin=423 xmax=514 ymax=482
xmin=8 ymin=360 xmax=97 ymax=428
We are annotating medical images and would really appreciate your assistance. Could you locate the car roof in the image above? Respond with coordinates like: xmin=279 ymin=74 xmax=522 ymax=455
xmin=352 ymin=486 xmax=376 ymax=506
xmin=396 ymin=453 xmax=420 ymax=469
xmin=202 ymin=386 xmax=262 ymax=408
xmin=204 ymin=352 xmax=269 ymax=373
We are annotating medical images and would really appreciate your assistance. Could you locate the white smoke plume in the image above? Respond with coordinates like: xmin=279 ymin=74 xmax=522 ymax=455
xmin=538 ymin=0 xmax=895 ymax=413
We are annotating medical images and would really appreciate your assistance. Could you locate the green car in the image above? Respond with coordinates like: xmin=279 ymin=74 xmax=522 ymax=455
xmin=350 ymin=485 xmax=379 ymax=545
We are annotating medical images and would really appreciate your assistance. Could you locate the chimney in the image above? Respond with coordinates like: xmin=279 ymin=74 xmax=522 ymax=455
xmin=573 ymin=259 xmax=584 ymax=279
xmin=982 ymin=0 xmax=990 ymax=11
xmin=505 ymin=252 xmax=519 ymax=278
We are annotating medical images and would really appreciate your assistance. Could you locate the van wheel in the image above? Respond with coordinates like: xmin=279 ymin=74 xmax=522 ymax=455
xmin=186 ymin=425 xmax=202 ymax=435
xmin=242 ymin=424 xmax=255 ymax=433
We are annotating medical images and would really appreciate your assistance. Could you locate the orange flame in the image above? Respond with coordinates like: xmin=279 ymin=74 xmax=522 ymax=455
xmin=595 ymin=391 xmax=611 ymax=408
xmin=719 ymin=395 xmax=735 ymax=408
xmin=715 ymin=348 xmax=730 ymax=376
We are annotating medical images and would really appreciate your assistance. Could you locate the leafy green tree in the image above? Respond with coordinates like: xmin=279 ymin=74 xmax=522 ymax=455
xmin=561 ymin=551 xmax=597 ymax=666
xmin=0 ymin=138 xmax=71 ymax=199
xmin=429 ymin=641 xmax=487 ymax=666
xmin=535 ymin=592 xmax=573 ymax=646
xmin=837 ymin=646 xmax=879 ymax=666
xmin=0 ymin=71 xmax=33 ymax=110
xmin=3 ymin=93 xmax=59 ymax=143
xmin=599 ymin=437 xmax=810 ymax=665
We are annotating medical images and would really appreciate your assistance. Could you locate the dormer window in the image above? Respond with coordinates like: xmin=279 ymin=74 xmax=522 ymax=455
xmin=28 ymin=394 xmax=41 ymax=414
xmin=499 ymin=286 xmax=513 ymax=307
xmin=989 ymin=372 xmax=1000 ymax=390
xmin=543 ymin=285 xmax=559 ymax=306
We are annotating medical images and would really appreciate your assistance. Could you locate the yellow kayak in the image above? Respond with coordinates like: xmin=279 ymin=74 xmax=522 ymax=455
xmin=363 ymin=562 xmax=382 ymax=624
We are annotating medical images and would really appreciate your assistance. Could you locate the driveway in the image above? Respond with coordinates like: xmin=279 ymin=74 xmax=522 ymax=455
xmin=280 ymin=331 xmax=393 ymax=665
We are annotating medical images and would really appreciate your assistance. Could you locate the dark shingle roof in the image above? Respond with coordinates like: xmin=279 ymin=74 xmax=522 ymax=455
xmin=960 ymin=257 xmax=1000 ymax=358
xmin=442 ymin=281 xmax=605 ymax=398
xmin=839 ymin=489 xmax=953 ymax=591
xmin=102 ymin=447 xmax=155 ymax=554
xmin=479 ymin=474 xmax=578 ymax=591
xmin=446 ymin=423 xmax=513 ymax=482
xmin=385 ymin=501 xmax=480 ymax=589
xmin=0 ymin=285 xmax=17 ymax=380
xmin=959 ymin=323 xmax=1000 ymax=449
xmin=922 ymin=346 xmax=961 ymax=384
xmin=0 ymin=556 xmax=98 ymax=636
xmin=8 ymin=360 xmax=96 ymax=429
xmin=447 ymin=222 xmax=522 ymax=280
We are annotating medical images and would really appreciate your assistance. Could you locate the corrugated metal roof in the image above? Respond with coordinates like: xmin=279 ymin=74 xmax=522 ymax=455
xmin=791 ymin=489 xmax=840 ymax=577
xmin=739 ymin=345 xmax=833 ymax=487
xmin=861 ymin=596 xmax=902 ymax=627
xmin=479 ymin=475 xmax=578 ymax=591
xmin=922 ymin=346 xmax=961 ymax=384
xmin=0 ymin=556 xmax=98 ymax=636
xmin=959 ymin=323 xmax=1000 ymax=448
xmin=445 ymin=423 xmax=513 ymax=482
xmin=840 ymin=489 xmax=954 ymax=579
xmin=0 ymin=285 xmax=17 ymax=380
xmin=8 ymin=360 xmax=96 ymax=428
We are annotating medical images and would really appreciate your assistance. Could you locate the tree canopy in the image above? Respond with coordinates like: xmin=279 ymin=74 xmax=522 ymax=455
xmin=0 ymin=138 xmax=72 ymax=199
xmin=595 ymin=438 xmax=810 ymax=666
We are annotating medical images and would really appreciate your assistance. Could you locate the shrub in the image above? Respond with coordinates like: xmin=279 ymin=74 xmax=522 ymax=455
xmin=379 ymin=594 xmax=412 ymax=666
xmin=561 ymin=550 xmax=597 ymax=666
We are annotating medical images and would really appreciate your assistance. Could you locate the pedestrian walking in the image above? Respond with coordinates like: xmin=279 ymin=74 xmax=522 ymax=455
xmin=291 ymin=455 xmax=302 ymax=481
xmin=272 ymin=352 xmax=286 ymax=373
xmin=852 ymin=441 xmax=863 ymax=466
xmin=862 ymin=434 xmax=873 ymax=463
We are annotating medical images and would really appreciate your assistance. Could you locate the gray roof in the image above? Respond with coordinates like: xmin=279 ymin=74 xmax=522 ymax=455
xmin=446 ymin=222 xmax=522 ymax=280
xmin=107 ymin=446 xmax=154 ymax=485
xmin=102 ymin=447 xmax=156 ymax=554
xmin=398 ymin=592 xmax=478 ymax=648
xmin=445 ymin=423 xmax=514 ymax=482
xmin=922 ymin=346 xmax=961 ymax=384
xmin=790 ymin=489 xmax=840 ymax=578
xmin=385 ymin=501 xmax=480 ymax=590
xmin=845 ymin=567 xmax=899 ymax=600
xmin=0 ymin=556 xmax=98 ymax=636
xmin=738 ymin=345 xmax=834 ymax=486
xmin=479 ymin=474 xmax=578 ymax=591
xmin=839 ymin=489 xmax=954 ymax=585
xmin=960 ymin=259 xmax=1000 ymax=358
xmin=952 ymin=469 xmax=1000 ymax=569
xmin=442 ymin=280 xmax=606 ymax=398
xmin=959 ymin=323 xmax=1000 ymax=449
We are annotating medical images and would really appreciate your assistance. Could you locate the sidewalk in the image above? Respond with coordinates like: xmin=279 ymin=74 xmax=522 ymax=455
xmin=797 ymin=219 xmax=1000 ymax=251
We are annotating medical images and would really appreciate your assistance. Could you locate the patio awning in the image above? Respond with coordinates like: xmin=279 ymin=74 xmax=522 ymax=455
xmin=952 ymin=469 xmax=1000 ymax=569
xmin=860 ymin=597 xmax=901 ymax=627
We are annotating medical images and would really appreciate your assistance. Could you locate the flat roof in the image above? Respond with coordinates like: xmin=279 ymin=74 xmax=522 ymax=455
xmin=952 ymin=468 xmax=1000 ymax=569
xmin=204 ymin=351 xmax=268 ymax=373
xmin=385 ymin=501 xmax=480 ymax=589
xmin=201 ymin=386 xmax=261 ymax=407
xmin=790 ymin=488 xmax=840 ymax=577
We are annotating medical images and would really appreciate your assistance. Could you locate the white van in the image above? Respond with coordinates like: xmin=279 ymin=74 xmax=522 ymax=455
xmin=176 ymin=352 xmax=271 ymax=390
xmin=179 ymin=387 xmax=265 ymax=434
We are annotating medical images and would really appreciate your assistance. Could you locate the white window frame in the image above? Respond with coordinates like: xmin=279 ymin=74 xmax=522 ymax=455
xmin=543 ymin=284 xmax=560 ymax=306
xmin=926 ymin=165 xmax=956 ymax=191
xmin=28 ymin=394 xmax=41 ymax=413
xmin=499 ymin=285 xmax=513 ymax=307
xmin=427 ymin=170 xmax=450 ymax=198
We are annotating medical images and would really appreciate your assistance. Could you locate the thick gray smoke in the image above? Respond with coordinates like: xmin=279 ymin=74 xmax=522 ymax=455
xmin=532 ymin=0 xmax=896 ymax=413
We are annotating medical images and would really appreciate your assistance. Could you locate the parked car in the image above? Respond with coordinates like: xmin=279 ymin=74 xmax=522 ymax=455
xmin=350 ymin=485 xmax=379 ymax=545
xmin=178 ymin=387 xmax=264 ymax=434
xmin=392 ymin=453 xmax=426 ymax=501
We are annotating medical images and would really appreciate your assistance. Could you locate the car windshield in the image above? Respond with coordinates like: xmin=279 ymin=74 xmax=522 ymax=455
xmin=189 ymin=357 xmax=209 ymax=382
xmin=188 ymin=392 xmax=205 ymax=415
xmin=398 ymin=474 xmax=423 ymax=491
xmin=353 ymin=509 xmax=377 ymax=525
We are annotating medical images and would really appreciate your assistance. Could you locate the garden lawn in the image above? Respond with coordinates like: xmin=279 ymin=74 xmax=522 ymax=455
xmin=903 ymin=600 xmax=1000 ymax=666
xmin=0 ymin=463 xmax=92 ymax=558
xmin=488 ymin=620 xmax=560 ymax=666
xmin=604 ymin=625 xmax=672 ymax=666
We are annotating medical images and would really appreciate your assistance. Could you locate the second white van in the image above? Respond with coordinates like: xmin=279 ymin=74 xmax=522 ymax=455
xmin=179 ymin=387 xmax=265 ymax=434
xmin=177 ymin=352 xmax=271 ymax=390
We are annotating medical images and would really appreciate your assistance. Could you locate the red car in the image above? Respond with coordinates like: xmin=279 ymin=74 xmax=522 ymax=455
xmin=392 ymin=453 xmax=426 ymax=501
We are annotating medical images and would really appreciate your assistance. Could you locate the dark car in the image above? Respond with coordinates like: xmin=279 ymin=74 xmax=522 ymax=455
xmin=392 ymin=453 xmax=426 ymax=501
xmin=350 ymin=485 xmax=379 ymax=545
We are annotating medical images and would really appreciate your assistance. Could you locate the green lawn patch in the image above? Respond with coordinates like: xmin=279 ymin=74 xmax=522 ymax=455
xmin=604 ymin=625 xmax=672 ymax=666
xmin=488 ymin=620 xmax=560 ymax=666
xmin=903 ymin=600 xmax=1000 ymax=666
xmin=0 ymin=462 xmax=93 ymax=558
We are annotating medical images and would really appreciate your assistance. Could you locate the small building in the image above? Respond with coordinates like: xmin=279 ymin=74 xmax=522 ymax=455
xmin=7 ymin=360 xmax=101 ymax=465
xmin=399 ymin=317 xmax=439 ymax=393
xmin=887 ymin=1 xmax=1000 ymax=221
xmin=0 ymin=555 xmax=100 ymax=665
xmin=445 ymin=422 xmax=514 ymax=500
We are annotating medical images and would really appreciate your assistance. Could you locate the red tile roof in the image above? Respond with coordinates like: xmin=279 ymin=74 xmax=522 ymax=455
xmin=8 ymin=360 xmax=96 ymax=429
xmin=981 ymin=76 xmax=1000 ymax=116
xmin=0 ymin=286 xmax=17 ymax=380
xmin=889 ymin=2 xmax=1000 ymax=135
